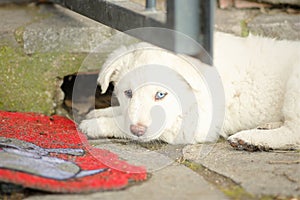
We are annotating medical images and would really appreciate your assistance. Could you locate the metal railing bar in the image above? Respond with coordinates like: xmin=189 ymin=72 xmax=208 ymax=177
xmin=145 ymin=0 xmax=156 ymax=11
xmin=49 ymin=0 xmax=213 ymax=63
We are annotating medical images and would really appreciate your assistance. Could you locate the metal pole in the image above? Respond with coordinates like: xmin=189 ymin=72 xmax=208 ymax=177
xmin=146 ymin=0 xmax=156 ymax=11
xmin=174 ymin=0 xmax=200 ymax=55
xmin=167 ymin=0 xmax=214 ymax=64
xmin=201 ymin=0 xmax=215 ymax=61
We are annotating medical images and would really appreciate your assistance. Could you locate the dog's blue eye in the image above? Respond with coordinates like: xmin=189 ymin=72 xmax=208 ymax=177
xmin=124 ymin=89 xmax=132 ymax=98
xmin=155 ymin=91 xmax=167 ymax=100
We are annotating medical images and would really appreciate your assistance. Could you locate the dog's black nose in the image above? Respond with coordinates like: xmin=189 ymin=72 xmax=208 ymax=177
xmin=130 ymin=124 xmax=147 ymax=137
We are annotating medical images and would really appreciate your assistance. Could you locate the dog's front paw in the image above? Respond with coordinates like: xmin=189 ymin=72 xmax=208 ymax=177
xmin=227 ymin=131 xmax=272 ymax=152
xmin=79 ymin=117 xmax=124 ymax=139
xmin=85 ymin=109 xmax=106 ymax=119
xmin=79 ymin=118 xmax=105 ymax=139
xmin=85 ymin=107 xmax=119 ymax=119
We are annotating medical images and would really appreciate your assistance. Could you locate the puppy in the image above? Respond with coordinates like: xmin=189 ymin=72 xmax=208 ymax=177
xmin=79 ymin=32 xmax=300 ymax=151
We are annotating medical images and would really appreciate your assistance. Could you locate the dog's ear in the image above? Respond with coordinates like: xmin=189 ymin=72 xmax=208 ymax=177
xmin=97 ymin=43 xmax=154 ymax=93
xmin=97 ymin=46 xmax=129 ymax=94
xmin=97 ymin=61 xmax=120 ymax=94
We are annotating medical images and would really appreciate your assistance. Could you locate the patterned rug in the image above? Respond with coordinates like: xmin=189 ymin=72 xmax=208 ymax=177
xmin=0 ymin=111 xmax=147 ymax=193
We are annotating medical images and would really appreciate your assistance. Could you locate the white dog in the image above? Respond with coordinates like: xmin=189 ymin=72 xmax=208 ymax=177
xmin=79 ymin=32 xmax=300 ymax=151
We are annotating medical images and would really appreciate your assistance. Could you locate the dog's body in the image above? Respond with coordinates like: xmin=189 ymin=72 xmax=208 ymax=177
xmin=79 ymin=32 xmax=300 ymax=150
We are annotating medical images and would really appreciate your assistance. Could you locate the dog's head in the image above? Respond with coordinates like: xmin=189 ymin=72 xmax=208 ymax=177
xmin=97 ymin=43 xmax=213 ymax=143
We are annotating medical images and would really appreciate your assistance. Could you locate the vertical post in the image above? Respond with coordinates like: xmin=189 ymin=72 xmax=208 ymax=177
xmin=201 ymin=0 xmax=215 ymax=61
xmin=167 ymin=0 xmax=214 ymax=64
xmin=175 ymin=0 xmax=199 ymax=55
xmin=146 ymin=0 xmax=156 ymax=11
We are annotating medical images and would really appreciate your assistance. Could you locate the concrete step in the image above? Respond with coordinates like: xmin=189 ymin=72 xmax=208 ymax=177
xmin=23 ymin=4 xmax=116 ymax=54
xmin=21 ymin=3 xmax=300 ymax=56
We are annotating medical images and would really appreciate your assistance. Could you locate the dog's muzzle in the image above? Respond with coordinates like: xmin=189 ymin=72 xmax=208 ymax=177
xmin=130 ymin=124 xmax=147 ymax=137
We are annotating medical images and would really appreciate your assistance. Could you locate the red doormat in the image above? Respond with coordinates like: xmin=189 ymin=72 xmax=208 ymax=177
xmin=0 ymin=111 xmax=147 ymax=193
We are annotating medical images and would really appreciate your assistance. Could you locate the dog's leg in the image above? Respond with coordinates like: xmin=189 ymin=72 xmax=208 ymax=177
xmin=227 ymin=124 xmax=300 ymax=151
xmin=228 ymin=65 xmax=300 ymax=151
xmin=79 ymin=116 xmax=126 ymax=139
xmin=85 ymin=107 xmax=121 ymax=119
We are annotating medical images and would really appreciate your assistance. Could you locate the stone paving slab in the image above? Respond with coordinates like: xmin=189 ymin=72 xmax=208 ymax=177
xmin=261 ymin=0 xmax=300 ymax=6
xmin=183 ymin=142 xmax=300 ymax=197
xmin=215 ymin=9 xmax=300 ymax=40
xmin=248 ymin=12 xmax=300 ymax=40
xmin=91 ymin=139 xmax=178 ymax=172
xmin=215 ymin=9 xmax=259 ymax=37
xmin=25 ymin=139 xmax=228 ymax=200
xmin=0 ymin=4 xmax=34 ymax=46
xmin=23 ymin=4 xmax=116 ymax=54
xmin=219 ymin=0 xmax=300 ymax=8
xmin=26 ymin=165 xmax=228 ymax=200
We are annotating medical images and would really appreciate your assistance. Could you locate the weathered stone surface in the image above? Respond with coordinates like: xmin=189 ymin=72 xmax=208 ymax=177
xmin=218 ymin=0 xmax=300 ymax=8
xmin=183 ymin=142 xmax=300 ymax=197
xmin=260 ymin=0 xmax=300 ymax=6
xmin=248 ymin=13 xmax=300 ymax=40
xmin=25 ymin=140 xmax=228 ymax=200
xmin=0 ymin=5 xmax=33 ymax=46
xmin=23 ymin=4 xmax=116 ymax=54
xmin=0 ymin=5 xmax=86 ymax=115
xmin=91 ymin=139 xmax=177 ymax=172
xmin=215 ymin=9 xmax=260 ymax=36
xmin=215 ymin=9 xmax=300 ymax=40
xmin=0 ymin=0 xmax=33 ymax=4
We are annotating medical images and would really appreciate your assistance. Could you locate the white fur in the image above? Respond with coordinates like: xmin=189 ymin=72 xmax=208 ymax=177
xmin=79 ymin=32 xmax=300 ymax=150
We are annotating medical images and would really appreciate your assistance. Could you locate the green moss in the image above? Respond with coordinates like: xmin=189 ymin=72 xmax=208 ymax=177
xmin=182 ymin=160 xmax=204 ymax=171
xmin=182 ymin=160 xmax=298 ymax=200
xmin=182 ymin=160 xmax=254 ymax=200
xmin=14 ymin=26 xmax=25 ymax=45
xmin=222 ymin=186 xmax=254 ymax=200
xmin=0 ymin=45 xmax=86 ymax=115
xmin=240 ymin=20 xmax=250 ymax=37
